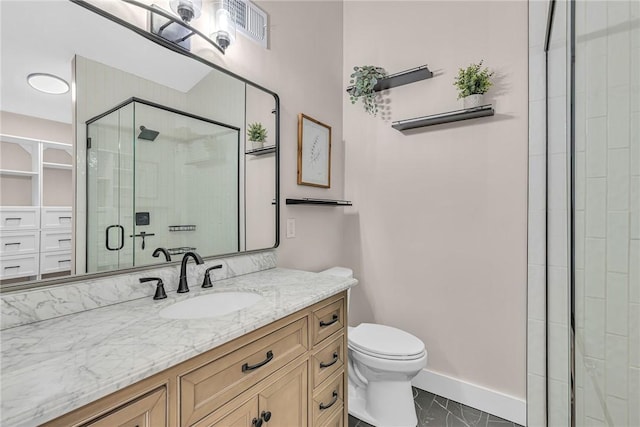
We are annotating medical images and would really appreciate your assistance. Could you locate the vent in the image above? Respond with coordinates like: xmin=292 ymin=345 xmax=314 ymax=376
xmin=224 ymin=0 xmax=268 ymax=48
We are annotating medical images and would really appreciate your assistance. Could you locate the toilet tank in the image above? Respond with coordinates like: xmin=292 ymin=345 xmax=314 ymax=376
xmin=319 ymin=267 xmax=353 ymax=278
xmin=319 ymin=267 xmax=353 ymax=315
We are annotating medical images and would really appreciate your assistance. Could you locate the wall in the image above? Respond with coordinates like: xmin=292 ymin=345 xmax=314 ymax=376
xmin=342 ymin=1 xmax=528 ymax=421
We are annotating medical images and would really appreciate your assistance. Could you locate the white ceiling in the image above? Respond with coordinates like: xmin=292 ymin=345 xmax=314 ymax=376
xmin=0 ymin=0 xmax=212 ymax=124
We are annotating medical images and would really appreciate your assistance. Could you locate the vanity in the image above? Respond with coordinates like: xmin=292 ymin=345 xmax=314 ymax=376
xmin=0 ymin=261 xmax=356 ymax=427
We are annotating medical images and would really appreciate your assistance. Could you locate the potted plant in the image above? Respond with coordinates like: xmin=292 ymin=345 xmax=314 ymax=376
xmin=453 ymin=60 xmax=494 ymax=109
xmin=348 ymin=65 xmax=387 ymax=116
xmin=247 ymin=122 xmax=267 ymax=149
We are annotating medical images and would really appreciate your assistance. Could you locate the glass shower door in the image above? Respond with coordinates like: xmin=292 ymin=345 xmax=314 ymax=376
xmin=86 ymin=103 xmax=135 ymax=272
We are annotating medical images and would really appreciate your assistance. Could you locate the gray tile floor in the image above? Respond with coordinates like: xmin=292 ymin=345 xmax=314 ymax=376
xmin=348 ymin=387 xmax=523 ymax=427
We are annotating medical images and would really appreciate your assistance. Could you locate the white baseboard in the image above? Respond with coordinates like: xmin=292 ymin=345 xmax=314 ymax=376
xmin=412 ymin=369 xmax=526 ymax=426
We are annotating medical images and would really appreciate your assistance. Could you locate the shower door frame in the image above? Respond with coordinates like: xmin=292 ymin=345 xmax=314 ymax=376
xmin=85 ymin=97 xmax=242 ymax=272
xmin=544 ymin=0 xmax=576 ymax=425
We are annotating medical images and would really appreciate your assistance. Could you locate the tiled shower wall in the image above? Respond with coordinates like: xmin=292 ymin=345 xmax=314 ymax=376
xmin=529 ymin=1 xmax=640 ymax=426
xmin=573 ymin=1 xmax=640 ymax=426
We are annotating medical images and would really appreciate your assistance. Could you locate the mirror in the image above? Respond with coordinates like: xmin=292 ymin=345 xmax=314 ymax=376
xmin=0 ymin=0 xmax=278 ymax=289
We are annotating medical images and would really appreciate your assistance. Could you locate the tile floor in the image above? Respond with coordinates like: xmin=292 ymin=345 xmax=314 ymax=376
xmin=348 ymin=387 xmax=523 ymax=427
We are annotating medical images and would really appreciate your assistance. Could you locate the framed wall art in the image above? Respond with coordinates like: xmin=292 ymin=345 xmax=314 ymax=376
xmin=297 ymin=113 xmax=331 ymax=188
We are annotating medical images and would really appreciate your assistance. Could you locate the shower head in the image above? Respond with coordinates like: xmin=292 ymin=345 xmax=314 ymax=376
xmin=138 ymin=126 xmax=159 ymax=141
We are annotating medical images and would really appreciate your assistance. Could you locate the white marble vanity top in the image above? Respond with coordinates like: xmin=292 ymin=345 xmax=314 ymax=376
xmin=0 ymin=268 xmax=357 ymax=427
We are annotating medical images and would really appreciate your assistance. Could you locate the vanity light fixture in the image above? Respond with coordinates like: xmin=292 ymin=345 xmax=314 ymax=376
xmin=169 ymin=0 xmax=202 ymax=23
xmin=27 ymin=73 xmax=69 ymax=95
xmin=211 ymin=0 xmax=236 ymax=52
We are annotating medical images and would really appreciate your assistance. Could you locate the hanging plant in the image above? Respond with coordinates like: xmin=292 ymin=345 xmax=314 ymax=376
xmin=348 ymin=65 xmax=387 ymax=116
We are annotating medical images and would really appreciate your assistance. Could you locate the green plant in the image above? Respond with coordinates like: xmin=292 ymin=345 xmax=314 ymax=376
xmin=453 ymin=60 xmax=494 ymax=99
xmin=247 ymin=122 xmax=267 ymax=142
xmin=348 ymin=65 xmax=387 ymax=116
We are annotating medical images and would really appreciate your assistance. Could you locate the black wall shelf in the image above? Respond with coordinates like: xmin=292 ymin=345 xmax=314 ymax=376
xmin=286 ymin=198 xmax=352 ymax=206
xmin=392 ymin=105 xmax=495 ymax=131
xmin=246 ymin=146 xmax=276 ymax=156
xmin=346 ymin=65 xmax=433 ymax=94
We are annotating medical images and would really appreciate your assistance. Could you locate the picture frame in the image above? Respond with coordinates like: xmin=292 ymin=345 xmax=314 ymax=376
xmin=297 ymin=113 xmax=332 ymax=188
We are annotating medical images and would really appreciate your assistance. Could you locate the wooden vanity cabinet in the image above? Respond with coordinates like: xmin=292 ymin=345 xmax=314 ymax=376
xmin=41 ymin=291 xmax=348 ymax=427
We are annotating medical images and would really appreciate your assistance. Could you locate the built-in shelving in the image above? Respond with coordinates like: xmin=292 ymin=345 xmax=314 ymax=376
xmin=286 ymin=198 xmax=352 ymax=206
xmin=0 ymin=169 xmax=38 ymax=177
xmin=245 ymin=146 xmax=276 ymax=156
xmin=42 ymin=162 xmax=73 ymax=170
xmin=392 ymin=105 xmax=495 ymax=131
xmin=346 ymin=65 xmax=433 ymax=94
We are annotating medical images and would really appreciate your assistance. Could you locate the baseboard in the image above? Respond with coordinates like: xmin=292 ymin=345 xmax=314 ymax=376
xmin=412 ymin=369 xmax=526 ymax=426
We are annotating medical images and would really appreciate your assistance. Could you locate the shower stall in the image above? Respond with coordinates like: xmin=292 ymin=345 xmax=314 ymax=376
xmin=528 ymin=1 xmax=639 ymax=425
xmin=85 ymin=98 xmax=240 ymax=273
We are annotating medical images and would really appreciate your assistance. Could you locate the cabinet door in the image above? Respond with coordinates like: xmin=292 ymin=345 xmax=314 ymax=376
xmin=87 ymin=387 xmax=166 ymax=427
xmin=197 ymin=397 xmax=259 ymax=427
xmin=258 ymin=361 xmax=308 ymax=427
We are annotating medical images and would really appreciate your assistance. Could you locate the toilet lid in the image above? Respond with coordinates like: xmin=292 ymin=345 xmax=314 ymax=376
xmin=349 ymin=323 xmax=425 ymax=360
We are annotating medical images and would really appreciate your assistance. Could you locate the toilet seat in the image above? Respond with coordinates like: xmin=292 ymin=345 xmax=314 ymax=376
xmin=348 ymin=323 xmax=425 ymax=361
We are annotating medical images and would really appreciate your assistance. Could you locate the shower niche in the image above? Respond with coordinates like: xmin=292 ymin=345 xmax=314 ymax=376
xmin=86 ymin=98 xmax=240 ymax=273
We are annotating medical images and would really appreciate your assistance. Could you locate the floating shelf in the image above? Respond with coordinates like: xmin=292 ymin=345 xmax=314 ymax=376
xmin=392 ymin=105 xmax=495 ymax=131
xmin=346 ymin=65 xmax=433 ymax=94
xmin=167 ymin=246 xmax=197 ymax=255
xmin=286 ymin=198 xmax=352 ymax=206
xmin=168 ymin=225 xmax=196 ymax=232
xmin=246 ymin=146 xmax=276 ymax=156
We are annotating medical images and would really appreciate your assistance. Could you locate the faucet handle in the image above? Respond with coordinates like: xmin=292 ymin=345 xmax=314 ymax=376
xmin=140 ymin=277 xmax=167 ymax=300
xmin=202 ymin=264 xmax=222 ymax=288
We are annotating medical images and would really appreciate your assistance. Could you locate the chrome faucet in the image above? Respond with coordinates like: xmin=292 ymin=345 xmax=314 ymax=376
xmin=152 ymin=247 xmax=172 ymax=262
xmin=177 ymin=251 xmax=203 ymax=293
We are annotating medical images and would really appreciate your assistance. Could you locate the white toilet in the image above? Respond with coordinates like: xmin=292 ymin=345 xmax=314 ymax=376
xmin=320 ymin=267 xmax=427 ymax=427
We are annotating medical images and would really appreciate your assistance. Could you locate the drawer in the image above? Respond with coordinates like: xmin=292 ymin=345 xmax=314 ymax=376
xmin=86 ymin=387 xmax=166 ymax=427
xmin=0 ymin=207 xmax=39 ymax=230
xmin=317 ymin=404 xmax=344 ymax=427
xmin=311 ymin=298 xmax=345 ymax=346
xmin=0 ymin=253 xmax=38 ymax=279
xmin=41 ymin=230 xmax=72 ymax=252
xmin=311 ymin=334 xmax=345 ymax=390
xmin=41 ymin=207 xmax=72 ymax=229
xmin=312 ymin=371 xmax=345 ymax=426
xmin=180 ymin=316 xmax=309 ymax=427
xmin=40 ymin=250 xmax=72 ymax=274
xmin=0 ymin=231 xmax=39 ymax=256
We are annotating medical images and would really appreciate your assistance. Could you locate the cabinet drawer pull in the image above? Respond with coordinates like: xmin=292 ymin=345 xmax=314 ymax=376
xmin=4 ymin=265 xmax=20 ymax=270
xmin=5 ymin=217 xmax=22 ymax=221
xmin=58 ymin=259 xmax=71 ymax=264
xmin=242 ymin=350 xmax=274 ymax=372
xmin=319 ymin=352 xmax=339 ymax=369
xmin=319 ymin=391 xmax=338 ymax=410
xmin=319 ymin=314 xmax=339 ymax=327
xmin=58 ymin=238 xmax=71 ymax=243
xmin=4 ymin=242 xmax=20 ymax=247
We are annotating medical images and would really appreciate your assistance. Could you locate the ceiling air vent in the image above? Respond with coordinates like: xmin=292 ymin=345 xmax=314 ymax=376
xmin=226 ymin=0 xmax=268 ymax=48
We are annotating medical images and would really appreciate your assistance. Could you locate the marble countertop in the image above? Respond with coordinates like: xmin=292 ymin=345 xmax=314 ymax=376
xmin=0 ymin=268 xmax=356 ymax=427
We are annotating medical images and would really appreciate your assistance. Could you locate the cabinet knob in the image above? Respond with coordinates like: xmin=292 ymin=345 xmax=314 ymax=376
xmin=261 ymin=410 xmax=272 ymax=422
xmin=252 ymin=417 xmax=263 ymax=427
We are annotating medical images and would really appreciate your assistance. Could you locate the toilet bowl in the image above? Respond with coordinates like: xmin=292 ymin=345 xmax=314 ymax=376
xmin=320 ymin=267 xmax=428 ymax=427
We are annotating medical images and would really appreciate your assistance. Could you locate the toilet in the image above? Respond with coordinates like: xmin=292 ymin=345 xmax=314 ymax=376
xmin=320 ymin=267 xmax=427 ymax=427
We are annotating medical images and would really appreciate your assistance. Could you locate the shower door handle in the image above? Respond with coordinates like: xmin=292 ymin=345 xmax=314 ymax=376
xmin=105 ymin=225 xmax=125 ymax=251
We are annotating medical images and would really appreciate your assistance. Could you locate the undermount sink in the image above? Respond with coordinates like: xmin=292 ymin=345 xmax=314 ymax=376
xmin=159 ymin=292 xmax=263 ymax=319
